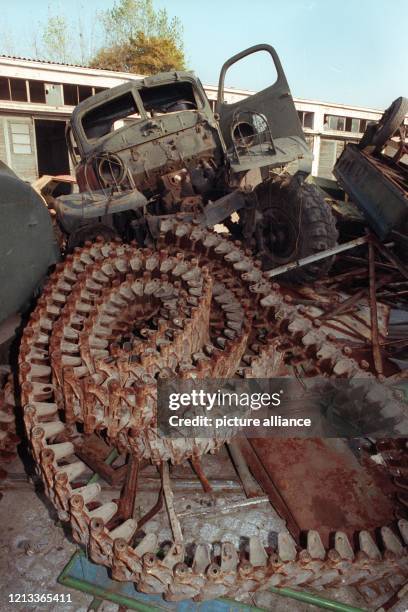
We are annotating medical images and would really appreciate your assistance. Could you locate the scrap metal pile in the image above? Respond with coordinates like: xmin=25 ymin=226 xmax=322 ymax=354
xmin=290 ymin=233 xmax=408 ymax=380
xmin=19 ymin=218 xmax=408 ymax=602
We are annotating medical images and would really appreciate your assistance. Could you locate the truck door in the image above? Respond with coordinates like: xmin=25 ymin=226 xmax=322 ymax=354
xmin=216 ymin=44 xmax=307 ymax=172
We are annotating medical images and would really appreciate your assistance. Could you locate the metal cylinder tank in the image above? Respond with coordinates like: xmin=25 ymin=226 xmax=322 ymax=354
xmin=0 ymin=162 xmax=60 ymax=323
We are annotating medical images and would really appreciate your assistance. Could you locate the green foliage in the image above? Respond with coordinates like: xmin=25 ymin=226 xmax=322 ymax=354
xmin=89 ymin=31 xmax=185 ymax=74
xmin=90 ymin=0 xmax=186 ymax=74
xmin=28 ymin=5 xmax=98 ymax=65
xmin=41 ymin=14 xmax=72 ymax=64
xmin=99 ymin=0 xmax=183 ymax=49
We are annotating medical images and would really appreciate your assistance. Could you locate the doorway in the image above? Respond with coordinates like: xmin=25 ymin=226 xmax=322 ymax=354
xmin=34 ymin=119 xmax=70 ymax=176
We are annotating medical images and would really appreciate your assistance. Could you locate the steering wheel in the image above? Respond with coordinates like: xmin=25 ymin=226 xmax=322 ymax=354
xmin=165 ymin=100 xmax=197 ymax=112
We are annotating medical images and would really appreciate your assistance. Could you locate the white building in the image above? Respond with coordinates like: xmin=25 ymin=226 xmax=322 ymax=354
xmin=0 ymin=55 xmax=394 ymax=182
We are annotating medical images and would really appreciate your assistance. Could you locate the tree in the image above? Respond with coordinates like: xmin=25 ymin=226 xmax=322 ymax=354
xmin=98 ymin=0 xmax=183 ymax=49
xmin=93 ymin=0 xmax=185 ymax=74
xmin=27 ymin=6 xmax=98 ymax=66
xmin=89 ymin=31 xmax=185 ymax=74
xmin=41 ymin=14 xmax=73 ymax=64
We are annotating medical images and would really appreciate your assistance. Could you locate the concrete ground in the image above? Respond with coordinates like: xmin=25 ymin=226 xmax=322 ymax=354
xmin=0 ymin=456 xmax=94 ymax=611
xmin=0 ymin=448 xmax=376 ymax=612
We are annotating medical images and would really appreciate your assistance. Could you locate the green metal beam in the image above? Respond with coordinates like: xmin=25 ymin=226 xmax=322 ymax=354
xmin=268 ymin=586 xmax=364 ymax=612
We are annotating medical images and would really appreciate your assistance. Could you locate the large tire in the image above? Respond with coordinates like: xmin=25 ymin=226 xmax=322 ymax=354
xmin=66 ymin=223 xmax=119 ymax=252
xmin=254 ymin=179 xmax=338 ymax=284
xmin=372 ymin=97 xmax=408 ymax=148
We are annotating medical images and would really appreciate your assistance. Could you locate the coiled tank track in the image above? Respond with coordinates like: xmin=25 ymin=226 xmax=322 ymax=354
xmin=19 ymin=218 xmax=408 ymax=602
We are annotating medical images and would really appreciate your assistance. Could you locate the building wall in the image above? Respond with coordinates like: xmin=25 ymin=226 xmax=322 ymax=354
xmin=0 ymin=118 xmax=8 ymax=166
xmin=0 ymin=114 xmax=37 ymax=181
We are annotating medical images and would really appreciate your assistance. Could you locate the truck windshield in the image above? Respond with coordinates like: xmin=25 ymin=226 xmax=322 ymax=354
xmin=139 ymin=81 xmax=200 ymax=115
xmin=81 ymin=81 xmax=202 ymax=141
xmin=82 ymin=92 xmax=141 ymax=139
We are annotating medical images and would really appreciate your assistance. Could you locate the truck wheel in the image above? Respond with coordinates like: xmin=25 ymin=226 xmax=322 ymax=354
xmin=66 ymin=223 xmax=119 ymax=252
xmin=372 ymin=97 xmax=408 ymax=148
xmin=255 ymin=180 xmax=338 ymax=283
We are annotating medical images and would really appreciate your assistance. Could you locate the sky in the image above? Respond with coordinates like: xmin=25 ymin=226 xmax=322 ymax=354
xmin=1 ymin=0 xmax=407 ymax=110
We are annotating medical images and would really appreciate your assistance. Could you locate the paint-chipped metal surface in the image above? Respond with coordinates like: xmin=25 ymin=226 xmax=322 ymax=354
xmin=0 ymin=163 xmax=60 ymax=324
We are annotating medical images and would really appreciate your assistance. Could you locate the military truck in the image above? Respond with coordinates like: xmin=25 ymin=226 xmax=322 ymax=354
xmin=55 ymin=44 xmax=338 ymax=282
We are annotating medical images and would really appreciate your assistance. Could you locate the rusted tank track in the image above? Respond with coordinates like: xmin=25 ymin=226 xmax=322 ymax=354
xmin=19 ymin=219 xmax=408 ymax=602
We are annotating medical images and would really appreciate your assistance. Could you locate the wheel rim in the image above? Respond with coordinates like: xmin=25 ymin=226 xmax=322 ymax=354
xmin=262 ymin=208 xmax=299 ymax=262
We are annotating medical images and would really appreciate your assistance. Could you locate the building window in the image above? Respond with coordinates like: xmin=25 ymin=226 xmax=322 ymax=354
xmin=63 ymin=84 xmax=82 ymax=105
xmin=63 ymin=83 xmax=97 ymax=106
xmin=1 ymin=77 xmax=102 ymax=106
xmin=325 ymin=115 xmax=345 ymax=131
xmin=63 ymin=83 xmax=77 ymax=106
xmin=351 ymin=118 xmax=360 ymax=132
xmin=345 ymin=117 xmax=363 ymax=132
xmin=297 ymin=110 xmax=314 ymax=129
xmin=10 ymin=123 xmax=32 ymax=154
xmin=9 ymin=78 xmax=28 ymax=102
xmin=29 ymin=80 xmax=46 ymax=104
xmin=0 ymin=77 xmax=10 ymax=100
xmin=78 ymin=85 xmax=93 ymax=102
xmin=325 ymin=114 xmax=370 ymax=133
xmin=0 ymin=77 xmax=66 ymax=105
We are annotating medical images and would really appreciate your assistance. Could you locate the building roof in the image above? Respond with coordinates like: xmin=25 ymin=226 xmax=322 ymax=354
xmin=0 ymin=54 xmax=97 ymax=70
xmin=0 ymin=54 xmax=145 ymax=84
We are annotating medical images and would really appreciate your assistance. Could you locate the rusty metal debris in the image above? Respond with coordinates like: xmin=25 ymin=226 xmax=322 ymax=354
xmin=288 ymin=231 xmax=408 ymax=380
xmin=375 ymin=439 xmax=408 ymax=520
xmin=0 ymin=367 xmax=19 ymax=459
xmin=368 ymin=239 xmax=384 ymax=376
xmin=0 ymin=367 xmax=19 ymax=502
xmin=265 ymin=235 xmax=369 ymax=279
xmin=176 ymin=496 xmax=270 ymax=519
xmin=315 ymin=96 xmax=408 ymax=380
xmin=18 ymin=219 xmax=408 ymax=603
